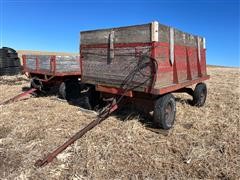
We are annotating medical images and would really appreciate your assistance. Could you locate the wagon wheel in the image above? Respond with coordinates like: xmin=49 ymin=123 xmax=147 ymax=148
xmin=153 ymin=93 xmax=176 ymax=130
xmin=193 ymin=83 xmax=207 ymax=107
xmin=58 ymin=80 xmax=97 ymax=110
xmin=30 ymin=77 xmax=43 ymax=90
xmin=30 ymin=77 xmax=50 ymax=92
xmin=59 ymin=79 xmax=81 ymax=100
xmin=59 ymin=81 xmax=67 ymax=99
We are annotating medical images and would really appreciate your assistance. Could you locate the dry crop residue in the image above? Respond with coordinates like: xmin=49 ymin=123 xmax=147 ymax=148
xmin=0 ymin=66 xmax=239 ymax=179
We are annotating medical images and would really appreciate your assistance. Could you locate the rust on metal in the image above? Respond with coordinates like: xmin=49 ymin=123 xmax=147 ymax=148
xmin=96 ymin=85 xmax=133 ymax=97
xmin=34 ymin=103 xmax=118 ymax=167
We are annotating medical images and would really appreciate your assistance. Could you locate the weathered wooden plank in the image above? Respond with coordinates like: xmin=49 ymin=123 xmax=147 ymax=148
xmin=18 ymin=50 xmax=78 ymax=56
xmin=81 ymin=24 xmax=151 ymax=45
xmin=158 ymin=24 xmax=170 ymax=42
xmin=25 ymin=58 xmax=36 ymax=70
xmin=24 ymin=55 xmax=80 ymax=73
xmin=25 ymin=55 xmax=51 ymax=71
xmin=81 ymin=46 xmax=152 ymax=88
xmin=55 ymin=56 xmax=80 ymax=72
xmin=173 ymin=28 xmax=203 ymax=48
xmin=81 ymin=22 xmax=204 ymax=47
xmin=39 ymin=56 xmax=51 ymax=71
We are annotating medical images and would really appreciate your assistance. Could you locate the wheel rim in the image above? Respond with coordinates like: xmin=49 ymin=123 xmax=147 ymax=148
xmin=164 ymin=102 xmax=174 ymax=127
xmin=31 ymin=78 xmax=42 ymax=90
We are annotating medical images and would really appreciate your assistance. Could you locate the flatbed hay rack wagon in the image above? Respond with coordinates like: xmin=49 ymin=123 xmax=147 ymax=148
xmin=1 ymin=21 xmax=209 ymax=167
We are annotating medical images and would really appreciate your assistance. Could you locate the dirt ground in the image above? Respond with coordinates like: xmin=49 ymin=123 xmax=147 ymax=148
xmin=0 ymin=66 xmax=239 ymax=179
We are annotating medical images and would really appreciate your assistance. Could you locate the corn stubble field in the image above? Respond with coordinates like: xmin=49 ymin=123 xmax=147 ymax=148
xmin=0 ymin=66 xmax=239 ymax=179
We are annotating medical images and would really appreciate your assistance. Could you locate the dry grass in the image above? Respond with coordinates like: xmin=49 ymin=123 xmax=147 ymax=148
xmin=0 ymin=66 xmax=239 ymax=179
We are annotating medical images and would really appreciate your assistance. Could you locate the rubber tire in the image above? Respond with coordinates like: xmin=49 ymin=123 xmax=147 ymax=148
xmin=58 ymin=81 xmax=97 ymax=110
xmin=59 ymin=79 xmax=81 ymax=100
xmin=7 ymin=58 xmax=16 ymax=67
xmin=12 ymin=58 xmax=21 ymax=67
xmin=2 ymin=47 xmax=17 ymax=53
xmin=78 ymin=84 xmax=99 ymax=110
xmin=59 ymin=81 xmax=67 ymax=99
xmin=13 ymin=58 xmax=21 ymax=67
xmin=0 ymin=52 xmax=6 ymax=58
xmin=0 ymin=58 xmax=4 ymax=68
xmin=0 ymin=67 xmax=21 ymax=76
xmin=193 ymin=83 xmax=207 ymax=107
xmin=8 ymin=54 xmax=19 ymax=59
xmin=30 ymin=78 xmax=43 ymax=89
xmin=0 ymin=57 xmax=20 ymax=68
xmin=153 ymin=93 xmax=176 ymax=130
xmin=71 ymin=95 xmax=92 ymax=110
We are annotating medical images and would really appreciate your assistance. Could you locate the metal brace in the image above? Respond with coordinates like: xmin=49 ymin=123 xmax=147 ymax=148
xmin=170 ymin=27 xmax=175 ymax=65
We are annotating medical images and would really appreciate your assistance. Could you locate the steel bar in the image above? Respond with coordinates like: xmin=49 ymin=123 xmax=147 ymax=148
xmin=34 ymin=103 xmax=118 ymax=167
xmin=0 ymin=88 xmax=37 ymax=105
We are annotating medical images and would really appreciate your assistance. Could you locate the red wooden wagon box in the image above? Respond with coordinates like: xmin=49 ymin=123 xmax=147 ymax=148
xmin=80 ymin=21 xmax=210 ymax=129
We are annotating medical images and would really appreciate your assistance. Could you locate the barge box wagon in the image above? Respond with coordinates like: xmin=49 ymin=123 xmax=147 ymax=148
xmin=22 ymin=54 xmax=81 ymax=93
xmin=80 ymin=21 xmax=209 ymax=96
xmin=23 ymin=54 xmax=81 ymax=76
xmin=23 ymin=22 xmax=211 ymax=166
xmin=20 ymin=21 xmax=209 ymax=130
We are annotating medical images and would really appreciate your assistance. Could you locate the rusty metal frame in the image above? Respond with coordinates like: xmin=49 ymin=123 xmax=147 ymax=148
xmin=96 ymin=85 xmax=133 ymax=97
xmin=35 ymin=102 xmax=118 ymax=167
xmin=151 ymin=75 xmax=210 ymax=95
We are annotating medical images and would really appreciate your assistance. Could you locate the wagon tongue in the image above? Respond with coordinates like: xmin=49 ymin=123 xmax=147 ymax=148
xmin=34 ymin=159 xmax=48 ymax=167
xmin=0 ymin=88 xmax=37 ymax=105
xmin=34 ymin=101 xmax=118 ymax=167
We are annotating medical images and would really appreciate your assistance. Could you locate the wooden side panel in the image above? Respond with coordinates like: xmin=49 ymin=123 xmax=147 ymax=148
xmin=173 ymin=28 xmax=204 ymax=48
xmin=25 ymin=55 xmax=51 ymax=72
xmin=174 ymin=46 xmax=187 ymax=82
xmin=154 ymin=44 xmax=173 ymax=88
xmin=158 ymin=23 xmax=205 ymax=47
xmin=24 ymin=55 xmax=80 ymax=74
xmin=81 ymin=24 xmax=151 ymax=45
xmin=25 ymin=55 xmax=37 ymax=70
xmin=187 ymin=48 xmax=199 ymax=79
xmin=81 ymin=46 xmax=152 ymax=89
xmin=200 ymin=49 xmax=207 ymax=76
xmin=39 ymin=56 xmax=51 ymax=71
xmin=55 ymin=56 xmax=80 ymax=72
xmin=154 ymin=24 xmax=205 ymax=90
xmin=158 ymin=24 xmax=169 ymax=42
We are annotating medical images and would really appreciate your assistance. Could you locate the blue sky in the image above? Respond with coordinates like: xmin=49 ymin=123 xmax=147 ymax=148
xmin=0 ymin=0 xmax=239 ymax=67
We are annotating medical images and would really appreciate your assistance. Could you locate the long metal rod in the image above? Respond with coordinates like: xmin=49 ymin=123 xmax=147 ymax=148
xmin=0 ymin=88 xmax=37 ymax=105
xmin=34 ymin=103 xmax=118 ymax=167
